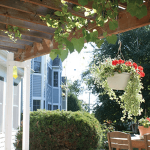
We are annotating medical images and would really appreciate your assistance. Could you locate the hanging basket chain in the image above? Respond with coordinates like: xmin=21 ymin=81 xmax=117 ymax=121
xmin=116 ymin=34 xmax=125 ymax=60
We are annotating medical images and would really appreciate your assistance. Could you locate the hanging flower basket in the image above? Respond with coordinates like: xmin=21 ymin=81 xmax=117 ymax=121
xmin=91 ymin=57 xmax=145 ymax=120
xmin=107 ymin=72 xmax=130 ymax=90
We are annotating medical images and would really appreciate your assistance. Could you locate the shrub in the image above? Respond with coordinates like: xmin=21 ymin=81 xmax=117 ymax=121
xmin=14 ymin=110 xmax=102 ymax=150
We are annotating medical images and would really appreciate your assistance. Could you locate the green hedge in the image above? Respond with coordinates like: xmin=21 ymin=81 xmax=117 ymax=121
xmin=14 ymin=110 xmax=102 ymax=150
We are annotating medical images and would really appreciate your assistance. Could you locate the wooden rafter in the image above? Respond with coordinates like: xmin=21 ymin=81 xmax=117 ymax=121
xmin=21 ymin=0 xmax=95 ymax=19
xmin=0 ymin=35 xmax=33 ymax=46
xmin=0 ymin=0 xmax=149 ymax=62
xmin=14 ymin=38 xmax=58 ymax=61
xmin=0 ymin=15 xmax=55 ymax=35
xmin=0 ymin=23 xmax=52 ymax=40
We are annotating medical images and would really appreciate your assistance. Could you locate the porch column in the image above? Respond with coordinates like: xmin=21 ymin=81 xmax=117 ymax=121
xmin=5 ymin=52 xmax=14 ymax=150
xmin=22 ymin=60 xmax=31 ymax=150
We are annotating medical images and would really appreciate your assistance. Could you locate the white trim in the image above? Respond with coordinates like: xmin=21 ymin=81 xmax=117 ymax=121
xmin=2 ymin=76 xmax=6 ymax=133
xmin=22 ymin=60 xmax=31 ymax=150
xmin=5 ymin=52 xmax=14 ymax=150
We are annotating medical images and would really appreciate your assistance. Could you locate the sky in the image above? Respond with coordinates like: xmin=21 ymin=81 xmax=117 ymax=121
xmin=62 ymin=43 xmax=98 ymax=108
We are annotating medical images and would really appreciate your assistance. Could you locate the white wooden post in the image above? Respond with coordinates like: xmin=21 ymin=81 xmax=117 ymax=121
xmin=5 ymin=53 xmax=14 ymax=150
xmin=22 ymin=60 xmax=31 ymax=150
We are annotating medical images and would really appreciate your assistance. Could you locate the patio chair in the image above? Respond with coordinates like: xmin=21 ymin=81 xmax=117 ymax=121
xmin=144 ymin=133 xmax=150 ymax=150
xmin=107 ymin=131 xmax=132 ymax=150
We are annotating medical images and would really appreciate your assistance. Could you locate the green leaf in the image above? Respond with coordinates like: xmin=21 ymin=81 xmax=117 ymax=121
xmin=90 ymin=30 xmax=98 ymax=42
xmin=73 ymin=6 xmax=80 ymax=12
xmin=49 ymin=50 xmax=58 ymax=60
xmin=106 ymin=34 xmax=117 ymax=44
xmin=82 ymin=29 xmax=91 ymax=42
xmin=96 ymin=39 xmax=104 ymax=48
xmin=15 ymin=32 xmax=18 ymax=38
xmin=109 ymin=20 xmax=118 ymax=30
xmin=54 ymin=11 xmax=64 ymax=16
xmin=78 ymin=0 xmax=88 ymax=6
xmin=136 ymin=5 xmax=147 ymax=19
xmin=71 ymin=37 xmax=84 ymax=53
xmin=127 ymin=3 xmax=147 ymax=19
xmin=64 ymin=39 xmax=74 ymax=53
xmin=59 ymin=49 xmax=68 ymax=62
xmin=103 ymin=32 xmax=107 ymax=38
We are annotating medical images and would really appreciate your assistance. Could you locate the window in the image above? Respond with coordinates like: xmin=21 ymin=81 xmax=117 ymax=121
xmin=34 ymin=57 xmax=41 ymax=73
xmin=48 ymin=104 xmax=51 ymax=110
xmin=33 ymin=100 xmax=41 ymax=111
xmin=53 ymin=105 xmax=58 ymax=110
xmin=43 ymin=101 xmax=45 ymax=109
xmin=0 ymin=76 xmax=4 ymax=132
xmin=48 ymin=68 xmax=52 ymax=86
xmin=54 ymin=72 xmax=58 ymax=87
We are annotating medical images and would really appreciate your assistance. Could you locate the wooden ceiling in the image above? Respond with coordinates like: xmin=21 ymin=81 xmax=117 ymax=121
xmin=0 ymin=0 xmax=150 ymax=61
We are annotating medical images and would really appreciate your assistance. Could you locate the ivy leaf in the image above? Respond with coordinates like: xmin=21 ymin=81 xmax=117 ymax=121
xmin=109 ymin=20 xmax=118 ymax=30
xmin=90 ymin=30 xmax=98 ymax=42
xmin=73 ymin=6 xmax=80 ymax=12
xmin=54 ymin=11 xmax=64 ymax=16
xmin=136 ymin=5 xmax=147 ymax=19
xmin=59 ymin=49 xmax=68 ymax=62
xmin=49 ymin=50 xmax=58 ymax=60
xmin=64 ymin=39 xmax=74 ymax=53
xmin=78 ymin=0 xmax=88 ymax=6
xmin=106 ymin=34 xmax=117 ymax=44
xmin=96 ymin=39 xmax=104 ymax=48
xmin=103 ymin=32 xmax=107 ymax=38
xmin=71 ymin=37 xmax=84 ymax=53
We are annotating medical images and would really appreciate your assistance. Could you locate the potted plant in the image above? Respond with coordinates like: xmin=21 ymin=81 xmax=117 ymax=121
xmin=91 ymin=57 xmax=145 ymax=120
xmin=138 ymin=117 xmax=150 ymax=138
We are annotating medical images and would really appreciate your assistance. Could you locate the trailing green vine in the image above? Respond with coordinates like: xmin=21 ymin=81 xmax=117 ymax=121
xmin=40 ymin=0 xmax=147 ymax=61
xmin=1 ymin=0 xmax=147 ymax=61
xmin=2 ymin=25 xmax=22 ymax=43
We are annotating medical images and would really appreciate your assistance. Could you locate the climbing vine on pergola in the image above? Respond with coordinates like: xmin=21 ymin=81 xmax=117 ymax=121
xmin=0 ymin=0 xmax=148 ymax=61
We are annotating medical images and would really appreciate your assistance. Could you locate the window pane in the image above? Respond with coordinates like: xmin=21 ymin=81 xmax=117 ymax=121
xmin=34 ymin=62 xmax=41 ymax=73
xmin=48 ymin=68 xmax=52 ymax=86
xmin=54 ymin=80 xmax=58 ymax=87
xmin=53 ymin=105 xmax=58 ymax=110
xmin=54 ymin=72 xmax=58 ymax=87
xmin=33 ymin=100 xmax=41 ymax=111
xmin=44 ymin=101 xmax=45 ymax=109
xmin=33 ymin=106 xmax=36 ymax=111
xmin=48 ymin=104 xmax=51 ymax=110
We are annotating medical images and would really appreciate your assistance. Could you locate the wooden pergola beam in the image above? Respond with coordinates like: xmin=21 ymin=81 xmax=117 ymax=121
xmin=66 ymin=0 xmax=126 ymax=9
xmin=0 ymin=23 xmax=52 ymax=40
xmin=0 ymin=45 xmax=18 ymax=52
xmin=0 ymin=40 xmax=25 ymax=49
xmin=0 ymin=35 xmax=33 ymax=46
xmin=21 ymin=0 xmax=95 ymax=19
xmin=0 ymin=15 xmax=55 ymax=35
xmin=14 ymin=38 xmax=58 ymax=61
xmin=69 ymin=2 xmax=150 ymax=40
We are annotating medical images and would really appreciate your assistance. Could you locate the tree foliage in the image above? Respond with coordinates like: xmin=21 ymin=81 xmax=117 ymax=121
xmin=67 ymin=93 xmax=82 ymax=111
xmin=68 ymin=80 xmax=83 ymax=96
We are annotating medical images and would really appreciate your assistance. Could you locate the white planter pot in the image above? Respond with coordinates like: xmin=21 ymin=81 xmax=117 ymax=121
xmin=107 ymin=72 xmax=130 ymax=90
